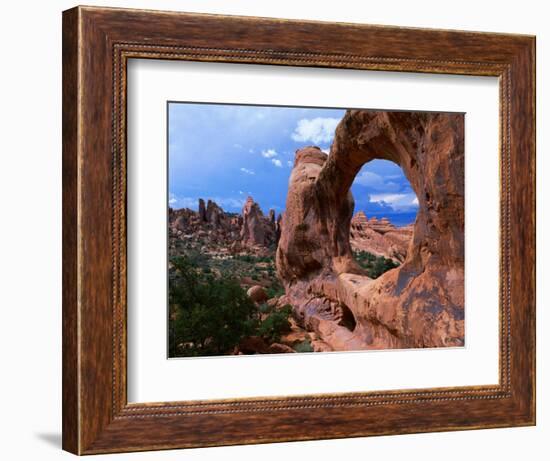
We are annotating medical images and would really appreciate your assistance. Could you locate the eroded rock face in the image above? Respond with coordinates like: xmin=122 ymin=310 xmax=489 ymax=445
xmin=276 ymin=110 xmax=465 ymax=350
xmin=268 ymin=209 xmax=276 ymax=224
xmin=240 ymin=196 xmax=276 ymax=247
xmin=350 ymin=211 xmax=413 ymax=263
xmin=205 ymin=200 xmax=225 ymax=228
xmin=198 ymin=198 xmax=207 ymax=222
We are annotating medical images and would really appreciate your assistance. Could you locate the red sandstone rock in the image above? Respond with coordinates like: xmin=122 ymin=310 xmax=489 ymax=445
xmin=168 ymin=197 xmax=277 ymax=256
xmin=240 ymin=196 xmax=276 ymax=247
xmin=350 ymin=211 xmax=413 ymax=262
xmin=276 ymin=111 xmax=465 ymax=350
xmin=267 ymin=343 xmax=296 ymax=354
xmin=198 ymin=198 xmax=207 ymax=222
xmin=238 ymin=336 xmax=269 ymax=354
xmin=275 ymin=213 xmax=283 ymax=244
xmin=205 ymin=199 xmax=225 ymax=228
xmin=246 ymin=285 xmax=268 ymax=304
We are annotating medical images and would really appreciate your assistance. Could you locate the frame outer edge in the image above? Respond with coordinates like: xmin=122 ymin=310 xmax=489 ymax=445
xmin=62 ymin=6 xmax=81 ymax=455
xmin=502 ymin=37 xmax=536 ymax=424
xmin=63 ymin=6 xmax=536 ymax=454
xmin=532 ymin=36 xmax=537 ymax=425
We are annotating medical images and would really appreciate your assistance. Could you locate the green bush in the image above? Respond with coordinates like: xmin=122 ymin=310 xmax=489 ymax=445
xmin=353 ymin=251 xmax=399 ymax=279
xmin=266 ymin=281 xmax=285 ymax=299
xmin=258 ymin=305 xmax=293 ymax=343
xmin=293 ymin=339 xmax=314 ymax=353
xmin=258 ymin=302 xmax=271 ymax=314
xmin=169 ymin=256 xmax=259 ymax=357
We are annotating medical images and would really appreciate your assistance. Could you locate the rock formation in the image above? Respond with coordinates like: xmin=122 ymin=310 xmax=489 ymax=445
xmin=205 ymin=199 xmax=224 ymax=228
xmin=350 ymin=211 xmax=413 ymax=262
xmin=247 ymin=285 xmax=268 ymax=304
xmin=169 ymin=196 xmax=277 ymax=256
xmin=198 ymin=198 xmax=207 ymax=222
xmin=275 ymin=214 xmax=282 ymax=245
xmin=240 ymin=196 xmax=276 ymax=247
xmin=276 ymin=110 xmax=465 ymax=351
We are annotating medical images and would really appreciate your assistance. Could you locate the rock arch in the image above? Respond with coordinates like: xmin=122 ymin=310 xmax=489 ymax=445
xmin=276 ymin=110 xmax=464 ymax=350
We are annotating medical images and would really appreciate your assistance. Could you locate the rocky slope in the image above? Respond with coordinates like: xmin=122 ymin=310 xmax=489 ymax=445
xmin=276 ymin=110 xmax=465 ymax=351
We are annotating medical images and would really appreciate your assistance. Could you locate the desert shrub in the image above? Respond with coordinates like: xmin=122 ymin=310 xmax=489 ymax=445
xmin=369 ymin=256 xmax=399 ymax=279
xmin=183 ymin=249 xmax=210 ymax=269
xmin=293 ymin=339 xmax=314 ymax=353
xmin=258 ymin=305 xmax=293 ymax=343
xmin=258 ymin=302 xmax=271 ymax=314
xmin=234 ymin=254 xmax=254 ymax=263
xmin=353 ymin=251 xmax=399 ymax=279
xmin=169 ymin=256 xmax=258 ymax=357
xmin=266 ymin=281 xmax=285 ymax=299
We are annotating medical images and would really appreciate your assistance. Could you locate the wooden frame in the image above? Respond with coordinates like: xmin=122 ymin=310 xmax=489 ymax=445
xmin=62 ymin=5 xmax=536 ymax=455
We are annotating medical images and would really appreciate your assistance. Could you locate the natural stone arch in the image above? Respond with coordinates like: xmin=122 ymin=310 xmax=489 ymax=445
xmin=276 ymin=110 xmax=464 ymax=350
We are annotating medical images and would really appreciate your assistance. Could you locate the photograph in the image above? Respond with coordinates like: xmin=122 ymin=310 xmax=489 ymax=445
xmin=167 ymin=103 xmax=465 ymax=357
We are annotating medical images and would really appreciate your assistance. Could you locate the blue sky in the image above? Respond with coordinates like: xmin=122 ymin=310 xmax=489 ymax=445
xmin=168 ymin=103 xmax=418 ymax=226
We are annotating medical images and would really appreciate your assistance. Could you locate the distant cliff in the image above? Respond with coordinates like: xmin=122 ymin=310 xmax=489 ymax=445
xmin=169 ymin=196 xmax=279 ymax=256
xmin=350 ymin=211 xmax=413 ymax=263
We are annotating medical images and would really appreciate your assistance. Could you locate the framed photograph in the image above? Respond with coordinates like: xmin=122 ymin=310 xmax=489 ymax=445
xmin=62 ymin=5 xmax=535 ymax=455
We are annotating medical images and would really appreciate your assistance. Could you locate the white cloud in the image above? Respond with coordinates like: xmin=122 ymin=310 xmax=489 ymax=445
xmin=261 ymin=148 xmax=278 ymax=158
xmin=169 ymin=196 xmax=200 ymax=209
xmin=215 ymin=197 xmax=246 ymax=209
xmin=233 ymin=143 xmax=242 ymax=148
xmin=370 ymin=193 xmax=408 ymax=204
xmin=240 ymin=167 xmax=255 ymax=175
xmin=353 ymin=171 xmax=403 ymax=193
xmin=271 ymin=158 xmax=283 ymax=168
xmin=169 ymin=195 xmax=245 ymax=211
xmin=168 ymin=193 xmax=180 ymax=206
xmin=369 ymin=193 xmax=419 ymax=211
xmin=291 ymin=117 xmax=340 ymax=144
xmin=354 ymin=171 xmax=386 ymax=189
xmin=287 ymin=160 xmax=293 ymax=167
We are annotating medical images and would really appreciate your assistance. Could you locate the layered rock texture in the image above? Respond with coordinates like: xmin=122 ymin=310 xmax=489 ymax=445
xmin=276 ymin=110 xmax=465 ymax=351
xmin=350 ymin=211 xmax=413 ymax=263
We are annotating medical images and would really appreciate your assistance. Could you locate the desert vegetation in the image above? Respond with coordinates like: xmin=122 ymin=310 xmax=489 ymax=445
xmin=169 ymin=254 xmax=313 ymax=357
xmin=353 ymin=250 xmax=400 ymax=279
